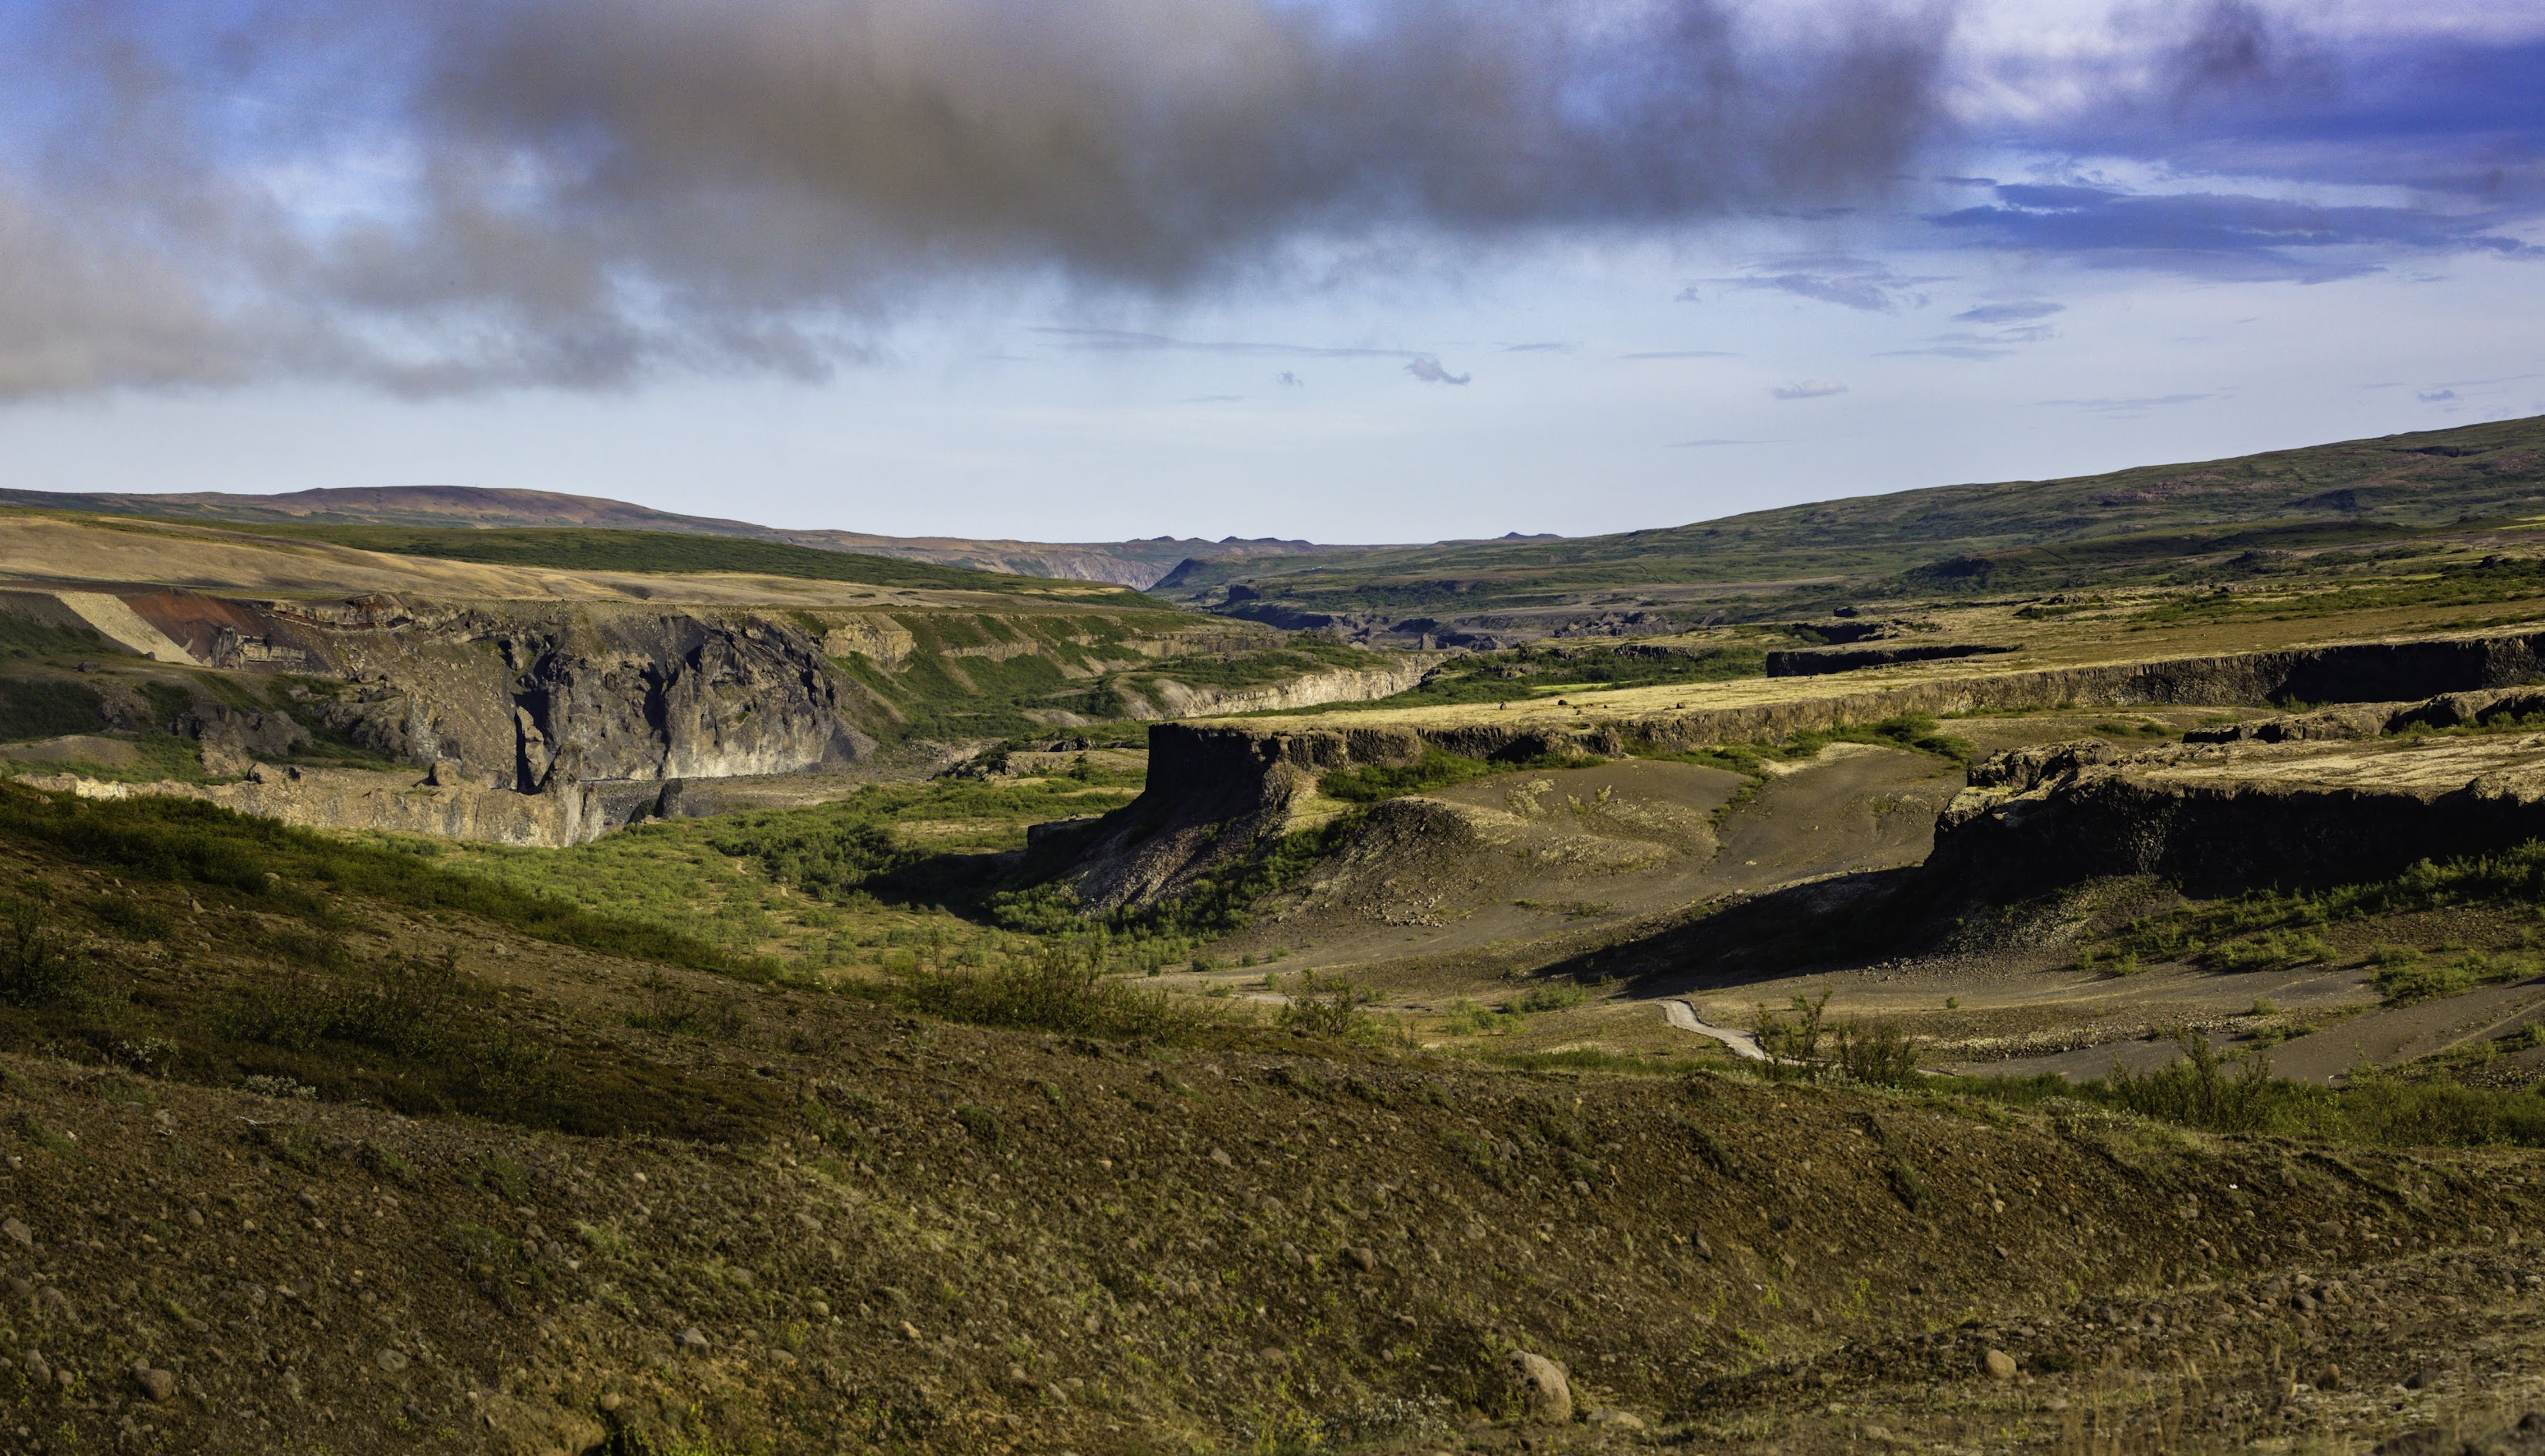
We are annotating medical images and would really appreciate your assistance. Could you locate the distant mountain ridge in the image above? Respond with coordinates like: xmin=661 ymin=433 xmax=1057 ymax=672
xmin=0 ymin=484 xmax=1397 ymax=589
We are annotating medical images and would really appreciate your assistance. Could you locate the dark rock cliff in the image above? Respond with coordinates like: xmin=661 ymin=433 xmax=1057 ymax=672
xmin=1071 ymin=628 xmax=2545 ymax=909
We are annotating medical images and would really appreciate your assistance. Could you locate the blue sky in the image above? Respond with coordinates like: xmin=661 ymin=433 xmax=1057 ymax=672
xmin=0 ymin=0 xmax=2537 ymax=543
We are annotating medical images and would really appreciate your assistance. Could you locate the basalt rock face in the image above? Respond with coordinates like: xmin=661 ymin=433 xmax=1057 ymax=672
xmin=1128 ymin=657 xmax=1443 ymax=720
xmin=141 ymin=593 xmax=872 ymax=791
xmin=1071 ymin=629 xmax=2545 ymax=911
xmin=1766 ymin=642 xmax=2015 ymax=676
xmin=1932 ymin=720 xmax=2545 ymax=901
xmin=1052 ymin=724 xmax=1433 ymax=909
xmin=97 ymin=591 xmax=872 ymax=843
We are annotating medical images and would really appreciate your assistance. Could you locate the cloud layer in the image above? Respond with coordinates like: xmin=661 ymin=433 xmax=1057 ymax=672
xmin=1 ymin=0 xmax=2537 ymax=402
xmin=0 ymin=0 xmax=1950 ymax=397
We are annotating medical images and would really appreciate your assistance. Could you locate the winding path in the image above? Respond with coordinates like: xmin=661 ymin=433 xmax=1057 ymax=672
xmin=1659 ymin=998 xmax=1770 ymax=1061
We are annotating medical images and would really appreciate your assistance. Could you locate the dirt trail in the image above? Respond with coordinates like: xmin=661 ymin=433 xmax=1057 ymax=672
xmin=2269 ymin=978 xmax=2545 ymax=1083
xmin=1660 ymin=998 xmax=1768 ymax=1059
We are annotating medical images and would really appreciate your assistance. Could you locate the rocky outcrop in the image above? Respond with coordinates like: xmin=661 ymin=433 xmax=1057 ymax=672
xmin=820 ymin=617 xmax=916 ymax=669
xmin=1932 ymin=718 xmax=2545 ymax=899
xmin=120 ymin=591 xmax=870 ymax=793
xmin=1042 ymin=723 xmax=1434 ymax=908
xmin=1129 ymin=657 xmax=1444 ymax=720
xmin=2181 ymin=686 xmax=2545 ymax=745
xmin=178 ymin=703 xmax=311 ymax=776
xmin=16 ymin=764 xmax=676 ymax=847
xmin=1766 ymin=642 xmax=2015 ymax=676
xmin=1066 ymin=628 xmax=2545 ymax=909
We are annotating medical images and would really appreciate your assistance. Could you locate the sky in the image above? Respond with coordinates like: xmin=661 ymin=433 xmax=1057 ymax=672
xmin=0 ymin=0 xmax=2538 ymax=543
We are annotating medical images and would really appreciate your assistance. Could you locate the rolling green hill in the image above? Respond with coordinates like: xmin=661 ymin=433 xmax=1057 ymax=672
xmin=175 ymin=520 xmax=1131 ymax=598
xmin=1154 ymin=414 xmax=2545 ymax=618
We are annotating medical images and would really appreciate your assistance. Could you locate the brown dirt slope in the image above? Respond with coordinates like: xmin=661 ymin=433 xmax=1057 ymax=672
xmin=6 ymin=790 xmax=2545 ymax=1453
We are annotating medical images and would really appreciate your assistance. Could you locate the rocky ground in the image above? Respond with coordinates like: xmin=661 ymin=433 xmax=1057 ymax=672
xmin=10 ymin=1012 xmax=2545 ymax=1456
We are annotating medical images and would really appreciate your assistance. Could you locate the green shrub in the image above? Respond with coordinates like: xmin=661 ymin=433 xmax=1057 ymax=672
xmin=1318 ymin=749 xmax=1501 ymax=804
xmin=873 ymin=943 xmax=1211 ymax=1041
xmin=1754 ymin=992 xmax=1832 ymax=1076
xmin=2100 ymin=1034 xmax=2279 ymax=1133
xmin=1277 ymin=980 xmax=1381 ymax=1040
xmin=2377 ymin=951 xmax=2532 ymax=1005
xmin=2205 ymin=929 xmax=2333 ymax=973
xmin=0 ymin=678 xmax=105 ymax=742
xmin=1834 ymin=1020 xmax=1923 ymax=1086
xmin=219 ymin=949 xmax=463 ymax=1056
xmin=1510 ymin=981 xmax=1587 ymax=1014
xmin=93 ymin=892 xmax=175 ymax=941
xmin=0 ymin=895 xmax=88 ymax=1007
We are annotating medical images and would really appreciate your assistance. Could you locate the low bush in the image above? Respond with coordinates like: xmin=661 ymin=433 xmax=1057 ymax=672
xmin=2111 ymin=840 xmax=2545 ymax=968
xmin=221 ymin=950 xmax=463 ymax=1056
xmin=1510 ymin=981 xmax=1587 ymax=1014
xmin=1945 ymin=1032 xmax=2545 ymax=1148
xmin=2205 ymin=929 xmax=2333 ymax=974
xmin=0 ymin=678 xmax=106 ymax=742
xmin=0 ymin=894 xmax=88 ymax=1006
xmin=871 ymin=943 xmax=1215 ymax=1041
xmin=1278 ymin=979 xmax=1381 ymax=1040
xmin=1834 ymin=1020 xmax=1923 ymax=1086
xmin=1318 ymin=749 xmax=1502 ymax=804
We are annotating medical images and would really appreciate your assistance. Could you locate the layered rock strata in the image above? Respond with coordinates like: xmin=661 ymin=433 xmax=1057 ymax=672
xmin=1933 ymin=715 xmax=2545 ymax=899
xmin=1071 ymin=630 xmax=2545 ymax=909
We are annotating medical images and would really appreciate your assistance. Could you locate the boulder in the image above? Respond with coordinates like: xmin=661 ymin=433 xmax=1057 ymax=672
xmin=1508 ymin=1349 xmax=1573 ymax=1424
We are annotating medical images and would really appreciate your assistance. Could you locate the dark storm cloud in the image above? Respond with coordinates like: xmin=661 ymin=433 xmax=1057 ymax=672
xmin=0 ymin=0 xmax=1954 ymax=398
xmin=1995 ymin=6 xmax=2545 ymax=207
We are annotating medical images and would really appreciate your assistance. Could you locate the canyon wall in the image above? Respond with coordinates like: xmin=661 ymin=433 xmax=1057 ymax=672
xmin=1068 ymin=630 xmax=2545 ymax=909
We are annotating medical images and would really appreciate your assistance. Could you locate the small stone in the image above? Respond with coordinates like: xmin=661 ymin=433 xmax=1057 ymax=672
xmin=1006 ymin=1363 xmax=1031 ymax=1387
xmin=1984 ymin=1349 xmax=2018 ymax=1381
xmin=24 ymin=1353 xmax=49 ymax=1385
xmin=900 ymin=1321 xmax=923 ymax=1342
xmin=808 ymin=1300 xmax=831 ymax=1319
xmin=1586 ymin=1408 xmax=1646 ymax=1431
xmin=1 ymin=1218 xmax=29 ymax=1248
xmin=676 ymin=1326 xmax=708 ymax=1351
xmin=1571 ymin=1180 xmax=1592 ymax=1197
xmin=1209 ymin=1147 xmax=1234 ymax=1168
xmin=375 ymin=1349 xmax=410 ymax=1373
xmin=1342 ymin=1246 xmax=1380 ymax=1273
xmin=1508 ymin=1350 xmax=1573 ymax=1424
xmin=132 ymin=1364 xmax=177 ymax=1402
xmin=598 ymin=1393 xmax=623 ymax=1414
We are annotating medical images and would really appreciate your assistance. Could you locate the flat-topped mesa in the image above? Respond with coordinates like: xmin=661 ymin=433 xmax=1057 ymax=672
xmin=1933 ymin=700 xmax=2545 ymax=901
